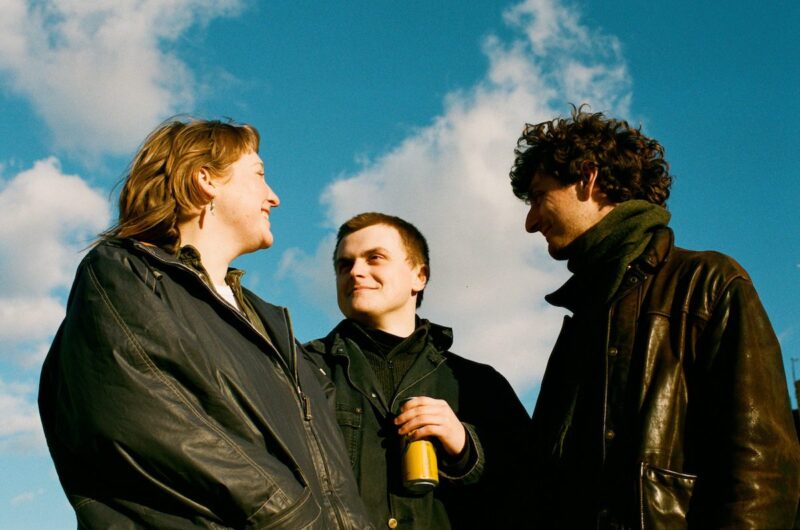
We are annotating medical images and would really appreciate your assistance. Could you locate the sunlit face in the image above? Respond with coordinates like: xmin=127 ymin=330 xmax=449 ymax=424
xmin=524 ymin=172 xmax=604 ymax=259
xmin=213 ymin=151 xmax=280 ymax=256
xmin=335 ymin=224 xmax=426 ymax=330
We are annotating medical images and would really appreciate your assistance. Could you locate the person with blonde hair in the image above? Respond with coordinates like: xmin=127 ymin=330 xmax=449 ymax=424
xmin=39 ymin=118 xmax=373 ymax=529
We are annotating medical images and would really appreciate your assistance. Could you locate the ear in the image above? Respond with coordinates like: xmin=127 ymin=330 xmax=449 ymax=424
xmin=577 ymin=161 xmax=600 ymax=201
xmin=411 ymin=264 xmax=428 ymax=294
xmin=195 ymin=167 xmax=217 ymax=201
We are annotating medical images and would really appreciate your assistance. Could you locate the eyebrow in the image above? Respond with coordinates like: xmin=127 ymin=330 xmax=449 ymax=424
xmin=361 ymin=246 xmax=391 ymax=257
xmin=335 ymin=246 xmax=392 ymax=265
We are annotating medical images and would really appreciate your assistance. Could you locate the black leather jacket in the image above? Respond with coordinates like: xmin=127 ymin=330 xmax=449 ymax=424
xmin=39 ymin=239 xmax=374 ymax=529
xmin=531 ymin=228 xmax=800 ymax=529
xmin=305 ymin=320 xmax=530 ymax=529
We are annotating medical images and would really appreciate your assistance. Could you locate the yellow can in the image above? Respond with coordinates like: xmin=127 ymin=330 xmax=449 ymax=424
xmin=401 ymin=437 xmax=439 ymax=493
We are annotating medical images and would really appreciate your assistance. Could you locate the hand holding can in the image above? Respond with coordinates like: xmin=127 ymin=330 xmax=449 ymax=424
xmin=395 ymin=396 xmax=467 ymax=493
xmin=394 ymin=396 xmax=467 ymax=456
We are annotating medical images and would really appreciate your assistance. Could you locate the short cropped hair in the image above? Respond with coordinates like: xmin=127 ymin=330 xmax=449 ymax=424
xmin=334 ymin=212 xmax=430 ymax=307
xmin=101 ymin=117 xmax=260 ymax=253
xmin=510 ymin=105 xmax=672 ymax=206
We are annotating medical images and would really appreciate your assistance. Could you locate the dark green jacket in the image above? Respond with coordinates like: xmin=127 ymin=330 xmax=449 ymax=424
xmin=531 ymin=227 xmax=800 ymax=528
xmin=39 ymin=239 xmax=374 ymax=529
xmin=305 ymin=320 xmax=530 ymax=530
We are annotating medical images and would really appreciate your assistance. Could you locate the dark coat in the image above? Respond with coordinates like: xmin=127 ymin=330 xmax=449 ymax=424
xmin=531 ymin=227 xmax=800 ymax=529
xmin=305 ymin=320 xmax=530 ymax=530
xmin=39 ymin=239 xmax=374 ymax=529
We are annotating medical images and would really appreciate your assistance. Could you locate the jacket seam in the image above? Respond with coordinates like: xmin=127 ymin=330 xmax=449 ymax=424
xmin=439 ymin=422 xmax=484 ymax=481
xmin=86 ymin=262 xmax=291 ymax=512
xmin=706 ymin=274 xmax=750 ymax=318
xmin=246 ymin=485 xmax=319 ymax=529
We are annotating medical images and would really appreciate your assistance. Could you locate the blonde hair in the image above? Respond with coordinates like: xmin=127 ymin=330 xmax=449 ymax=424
xmin=102 ymin=118 xmax=260 ymax=252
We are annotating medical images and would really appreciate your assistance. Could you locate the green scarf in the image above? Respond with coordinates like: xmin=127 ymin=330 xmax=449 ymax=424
xmin=546 ymin=200 xmax=671 ymax=312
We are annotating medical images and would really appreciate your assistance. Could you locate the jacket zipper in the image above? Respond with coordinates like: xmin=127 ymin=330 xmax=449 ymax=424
xmin=283 ymin=308 xmax=312 ymax=421
xmin=283 ymin=309 xmax=348 ymax=530
xmin=389 ymin=355 xmax=447 ymax=412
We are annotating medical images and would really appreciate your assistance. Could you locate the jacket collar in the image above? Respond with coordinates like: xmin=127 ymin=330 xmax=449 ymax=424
xmin=632 ymin=226 xmax=673 ymax=273
xmin=546 ymin=227 xmax=675 ymax=312
xmin=312 ymin=318 xmax=454 ymax=413
xmin=124 ymin=238 xmax=295 ymax=369
xmin=321 ymin=318 xmax=454 ymax=360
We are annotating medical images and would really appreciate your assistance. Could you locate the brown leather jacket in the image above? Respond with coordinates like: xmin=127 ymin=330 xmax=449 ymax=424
xmin=530 ymin=227 xmax=800 ymax=529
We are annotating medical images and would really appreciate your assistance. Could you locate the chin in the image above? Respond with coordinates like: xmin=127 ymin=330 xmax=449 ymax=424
xmin=254 ymin=234 xmax=274 ymax=250
xmin=344 ymin=305 xmax=378 ymax=323
xmin=547 ymin=242 xmax=566 ymax=260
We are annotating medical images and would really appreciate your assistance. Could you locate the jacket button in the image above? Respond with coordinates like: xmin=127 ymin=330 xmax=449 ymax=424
xmin=388 ymin=517 xmax=398 ymax=528
xmin=628 ymin=276 xmax=638 ymax=284
xmin=354 ymin=407 xmax=363 ymax=414
xmin=607 ymin=346 xmax=618 ymax=357
xmin=605 ymin=429 xmax=615 ymax=441
xmin=371 ymin=392 xmax=378 ymax=398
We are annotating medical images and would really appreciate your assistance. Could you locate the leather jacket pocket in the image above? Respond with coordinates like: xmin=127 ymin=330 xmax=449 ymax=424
xmin=638 ymin=462 xmax=696 ymax=530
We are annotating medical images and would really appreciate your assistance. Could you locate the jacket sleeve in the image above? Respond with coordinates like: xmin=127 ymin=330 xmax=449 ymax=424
xmin=39 ymin=252 xmax=321 ymax=529
xmin=689 ymin=276 xmax=800 ymax=528
xmin=441 ymin=363 xmax=531 ymax=528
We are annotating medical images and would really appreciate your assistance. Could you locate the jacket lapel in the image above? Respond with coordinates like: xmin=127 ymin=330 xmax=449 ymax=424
xmin=243 ymin=293 xmax=294 ymax=370
xmin=331 ymin=335 xmax=391 ymax=414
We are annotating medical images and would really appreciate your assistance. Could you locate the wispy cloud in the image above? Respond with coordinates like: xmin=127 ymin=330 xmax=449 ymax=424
xmin=778 ymin=326 xmax=796 ymax=346
xmin=280 ymin=0 xmax=632 ymax=400
xmin=10 ymin=488 xmax=45 ymax=507
xmin=0 ymin=0 xmax=243 ymax=157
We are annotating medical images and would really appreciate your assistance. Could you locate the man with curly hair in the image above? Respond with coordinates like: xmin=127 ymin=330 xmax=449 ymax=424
xmin=509 ymin=106 xmax=800 ymax=528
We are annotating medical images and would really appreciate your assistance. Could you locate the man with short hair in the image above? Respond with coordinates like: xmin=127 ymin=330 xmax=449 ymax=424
xmin=305 ymin=212 xmax=529 ymax=529
xmin=509 ymin=106 xmax=800 ymax=528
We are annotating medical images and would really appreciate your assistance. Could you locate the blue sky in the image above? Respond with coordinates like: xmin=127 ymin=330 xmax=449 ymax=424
xmin=1 ymin=0 xmax=798 ymax=527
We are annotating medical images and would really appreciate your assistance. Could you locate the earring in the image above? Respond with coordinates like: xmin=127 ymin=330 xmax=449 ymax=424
xmin=209 ymin=200 xmax=215 ymax=215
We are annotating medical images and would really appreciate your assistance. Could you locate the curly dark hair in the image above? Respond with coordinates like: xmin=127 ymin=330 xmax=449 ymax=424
xmin=509 ymin=105 xmax=672 ymax=206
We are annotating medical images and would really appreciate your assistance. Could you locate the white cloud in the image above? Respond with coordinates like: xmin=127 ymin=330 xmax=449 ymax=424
xmin=0 ymin=158 xmax=109 ymax=366
xmin=0 ymin=0 xmax=242 ymax=157
xmin=0 ymin=379 xmax=45 ymax=452
xmin=278 ymin=236 xmax=342 ymax=321
xmin=10 ymin=488 xmax=45 ymax=507
xmin=281 ymin=0 xmax=633 ymax=399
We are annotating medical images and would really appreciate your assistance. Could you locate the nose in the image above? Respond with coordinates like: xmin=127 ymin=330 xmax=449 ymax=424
xmin=265 ymin=183 xmax=280 ymax=207
xmin=525 ymin=205 xmax=539 ymax=233
xmin=350 ymin=259 xmax=368 ymax=278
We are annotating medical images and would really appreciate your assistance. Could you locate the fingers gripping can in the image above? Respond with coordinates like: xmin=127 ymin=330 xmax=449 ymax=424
xmin=401 ymin=436 xmax=439 ymax=493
